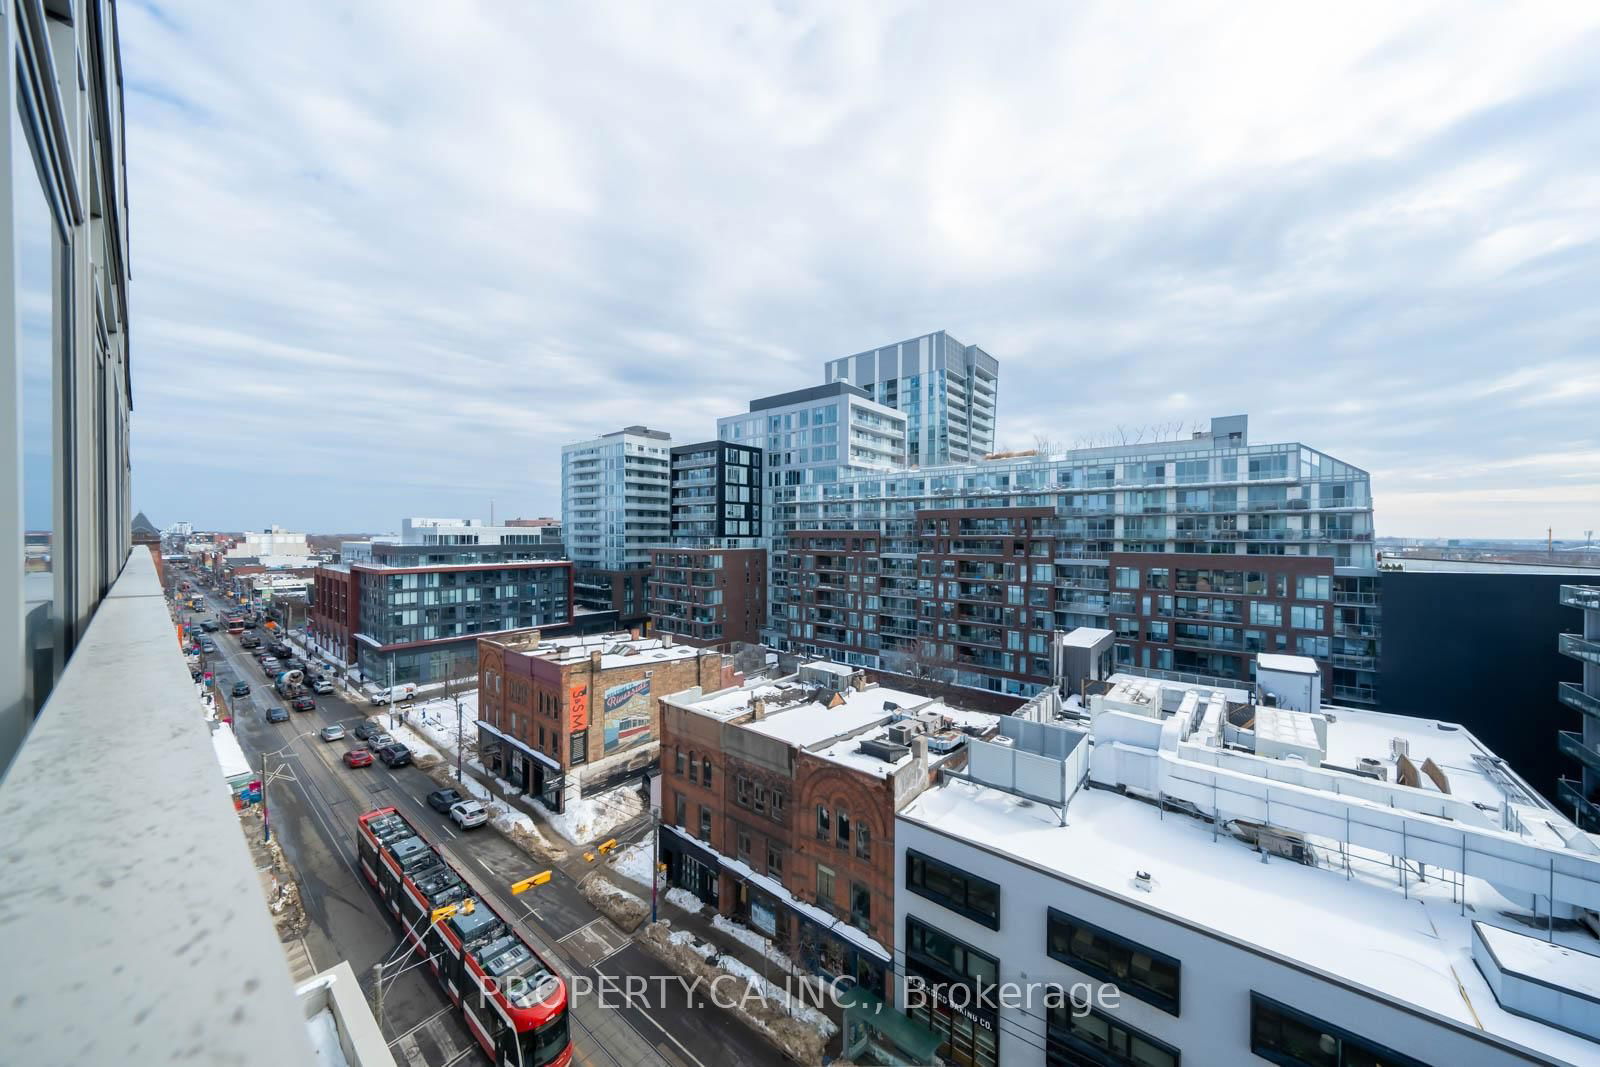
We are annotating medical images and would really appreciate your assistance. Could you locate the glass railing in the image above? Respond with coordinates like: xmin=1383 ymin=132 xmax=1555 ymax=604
xmin=1559 ymin=682 xmax=1600 ymax=719
xmin=1559 ymin=730 xmax=1600 ymax=772
xmin=1560 ymin=585 xmax=1600 ymax=611
xmin=1560 ymin=633 xmax=1600 ymax=668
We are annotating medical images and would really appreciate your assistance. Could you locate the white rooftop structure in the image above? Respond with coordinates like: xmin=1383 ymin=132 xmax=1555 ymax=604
xmin=495 ymin=631 xmax=704 ymax=671
xmin=1256 ymin=652 xmax=1320 ymax=675
xmin=1058 ymin=626 xmax=1114 ymax=649
xmin=896 ymin=665 xmax=1600 ymax=1065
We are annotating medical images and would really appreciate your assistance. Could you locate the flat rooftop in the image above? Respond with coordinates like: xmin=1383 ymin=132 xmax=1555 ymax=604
xmin=902 ymin=778 xmax=1600 ymax=1065
xmin=503 ymin=631 xmax=704 ymax=670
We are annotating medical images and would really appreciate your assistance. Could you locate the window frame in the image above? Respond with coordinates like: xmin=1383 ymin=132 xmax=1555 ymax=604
xmin=1249 ymin=992 xmax=1428 ymax=1067
xmin=906 ymin=848 xmax=1001 ymax=930
xmin=1045 ymin=907 xmax=1180 ymax=1016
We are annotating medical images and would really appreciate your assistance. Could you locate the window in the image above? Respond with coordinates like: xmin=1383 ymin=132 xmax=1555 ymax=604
xmin=816 ymin=804 xmax=829 ymax=839
xmin=837 ymin=809 xmax=851 ymax=849
xmin=1250 ymin=993 xmax=1428 ymax=1067
xmin=1115 ymin=567 xmax=1140 ymax=589
xmin=770 ymin=790 xmax=785 ymax=821
xmin=753 ymin=784 xmax=766 ymax=814
xmin=674 ymin=793 xmax=685 ymax=828
xmin=1047 ymin=1001 xmax=1180 ymax=1067
xmin=767 ymin=844 xmax=783 ymax=877
xmin=1046 ymin=908 xmax=1180 ymax=1015
xmin=699 ymin=805 xmax=712 ymax=842
xmin=688 ymin=751 xmax=698 ymax=783
xmin=676 ymin=749 xmax=686 ymax=775
xmin=736 ymin=775 xmax=752 ymax=807
xmin=905 ymin=916 xmax=999 ymax=986
xmin=851 ymin=882 xmax=871 ymax=928
xmin=906 ymin=849 xmax=1001 ymax=929
xmin=1290 ymin=604 xmax=1325 ymax=630
xmin=737 ymin=830 xmax=750 ymax=860
xmin=856 ymin=823 xmax=871 ymax=859
xmin=1250 ymin=602 xmax=1282 ymax=627
xmin=569 ymin=730 xmax=587 ymax=765
xmin=702 ymin=758 xmax=713 ymax=788
xmin=1296 ymin=575 xmax=1330 ymax=601
xmin=816 ymin=864 xmax=835 ymax=910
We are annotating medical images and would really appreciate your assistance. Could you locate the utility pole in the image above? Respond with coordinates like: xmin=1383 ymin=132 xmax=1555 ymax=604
xmin=261 ymin=751 xmax=270 ymax=844
xmin=372 ymin=960 xmax=385 ymax=1030
xmin=455 ymin=686 xmax=464 ymax=782
xmin=650 ymin=774 xmax=661 ymax=924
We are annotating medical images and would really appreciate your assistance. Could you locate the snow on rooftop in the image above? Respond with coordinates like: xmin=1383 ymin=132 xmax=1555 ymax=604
xmin=1058 ymin=627 xmax=1113 ymax=648
xmin=1256 ymin=652 xmax=1320 ymax=675
xmin=742 ymin=685 xmax=926 ymax=749
xmin=901 ymin=778 xmax=1600 ymax=1064
xmin=1474 ymin=922 xmax=1600 ymax=1002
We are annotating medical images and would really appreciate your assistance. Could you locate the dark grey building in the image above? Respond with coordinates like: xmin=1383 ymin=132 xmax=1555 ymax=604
xmin=670 ymin=440 xmax=763 ymax=543
xmin=1377 ymin=558 xmax=1600 ymax=805
xmin=1558 ymin=584 xmax=1600 ymax=830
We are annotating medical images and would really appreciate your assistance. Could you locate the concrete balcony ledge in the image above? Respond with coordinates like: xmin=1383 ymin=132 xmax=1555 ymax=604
xmin=0 ymin=550 xmax=314 ymax=1064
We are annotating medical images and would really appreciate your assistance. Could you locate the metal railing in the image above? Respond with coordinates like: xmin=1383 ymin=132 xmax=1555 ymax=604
xmin=1559 ymin=633 xmax=1600 ymax=668
xmin=1559 ymin=682 xmax=1600 ymax=720
xmin=1560 ymin=585 xmax=1600 ymax=611
xmin=0 ymin=550 xmax=315 ymax=1061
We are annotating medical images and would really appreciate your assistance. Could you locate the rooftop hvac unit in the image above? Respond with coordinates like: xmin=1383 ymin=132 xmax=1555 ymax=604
xmin=991 ymin=735 xmax=1015 ymax=748
xmin=885 ymin=723 xmax=916 ymax=746
xmin=1390 ymin=737 xmax=1410 ymax=760
xmin=1357 ymin=757 xmax=1388 ymax=782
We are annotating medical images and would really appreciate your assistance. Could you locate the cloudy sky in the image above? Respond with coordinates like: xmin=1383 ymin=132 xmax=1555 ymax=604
xmin=124 ymin=2 xmax=1600 ymax=539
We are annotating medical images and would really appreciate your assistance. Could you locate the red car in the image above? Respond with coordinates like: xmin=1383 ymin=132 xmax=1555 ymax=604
xmin=291 ymin=696 xmax=316 ymax=712
xmin=344 ymin=749 xmax=373 ymax=768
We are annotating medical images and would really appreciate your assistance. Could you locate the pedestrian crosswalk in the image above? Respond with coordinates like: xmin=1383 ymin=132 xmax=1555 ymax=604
xmin=283 ymin=937 xmax=317 ymax=984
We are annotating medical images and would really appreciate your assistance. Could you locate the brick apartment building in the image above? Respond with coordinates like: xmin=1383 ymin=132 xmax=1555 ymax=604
xmin=477 ymin=630 xmax=742 ymax=812
xmin=648 ymin=546 xmax=767 ymax=650
xmin=657 ymin=662 xmax=998 ymax=996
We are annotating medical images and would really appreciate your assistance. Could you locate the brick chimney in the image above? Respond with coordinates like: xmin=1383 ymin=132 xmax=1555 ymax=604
xmin=752 ymin=697 xmax=767 ymax=721
xmin=849 ymin=671 xmax=867 ymax=692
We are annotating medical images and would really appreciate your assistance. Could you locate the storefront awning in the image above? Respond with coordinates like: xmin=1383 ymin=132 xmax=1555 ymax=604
xmin=839 ymin=986 xmax=944 ymax=1063
xmin=475 ymin=719 xmax=561 ymax=771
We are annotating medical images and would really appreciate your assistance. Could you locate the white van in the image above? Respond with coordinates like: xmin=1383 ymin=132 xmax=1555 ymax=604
xmin=369 ymin=682 xmax=417 ymax=705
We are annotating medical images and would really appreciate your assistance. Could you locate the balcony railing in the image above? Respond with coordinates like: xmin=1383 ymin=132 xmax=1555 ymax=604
xmin=1560 ymin=682 xmax=1600 ymax=720
xmin=1558 ymin=778 xmax=1600 ymax=830
xmin=1559 ymin=633 xmax=1600 ymax=668
xmin=1560 ymin=585 xmax=1600 ymax=611
xmin=1560 ymin=731 xmax=1600 ymax=774
xmin=0 ymin=550 xmax=316 ymax=1061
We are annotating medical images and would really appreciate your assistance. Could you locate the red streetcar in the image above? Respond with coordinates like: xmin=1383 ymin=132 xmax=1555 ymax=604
xmin=226 ymin=617 xmax=244 ymax=635
xmin=356 ymin=807 xmax=572 ymax=1066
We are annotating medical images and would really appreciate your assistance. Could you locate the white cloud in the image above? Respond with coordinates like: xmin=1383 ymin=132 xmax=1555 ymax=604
xmin=123 ymin=2 xmax=1600 ymax=538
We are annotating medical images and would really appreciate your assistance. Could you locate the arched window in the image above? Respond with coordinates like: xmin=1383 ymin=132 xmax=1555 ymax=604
xmin=816 ymin=804 xmax=829 ymax=839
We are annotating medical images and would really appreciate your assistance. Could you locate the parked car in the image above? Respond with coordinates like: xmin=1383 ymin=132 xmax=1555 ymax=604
xmin=199 ymin=640 xmax=217 ymax=654
xmin=320 ymin=724 xmax=345 ymax=741
xmin=343 ymin=748 xmax=373 ymax=768
xmin=312 ymin=679 xmax=335 ymax=695
xmin=352 ymin=720 xmax=378 ymax=741
xmin=427 ymin=788 xmax=465 ymax=814
xmin=201 ymin=620 xmax=220 ymax=633
xmin=291 ymin=697 xmax=316 ymax=712
xmin=265 ymin=706 xmax=289 ymax=724
xmin=240 ymin=633 xmax=261 ymax=648
xmin=365 ymin=732 xmax=396 ymax=751
xmin=231 ymin=681 xmax=251 ymax=697
xmin=449 ymin=800 xmax=488 ymax=830
xmin=376 ymin=743 xmax=412 ymax=768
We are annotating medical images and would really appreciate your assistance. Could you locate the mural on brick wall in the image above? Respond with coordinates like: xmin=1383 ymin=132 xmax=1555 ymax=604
xmin=602 ymin=678 xmax=652 ymax=753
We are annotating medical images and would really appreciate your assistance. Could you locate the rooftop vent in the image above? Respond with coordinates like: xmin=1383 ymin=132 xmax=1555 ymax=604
xmin=1133 ymin=870 xmax=1154 ymax=893
xmin=857 ymin=738 xmax=910 ymax=763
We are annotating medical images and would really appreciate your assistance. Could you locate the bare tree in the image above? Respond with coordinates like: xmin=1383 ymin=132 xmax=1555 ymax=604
xmin=882 ymin=639 xmax=956 ymax=698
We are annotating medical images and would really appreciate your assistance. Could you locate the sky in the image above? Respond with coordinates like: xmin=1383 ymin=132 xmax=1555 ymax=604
xmin=124 ymin=2 xmax=1600 ymax=540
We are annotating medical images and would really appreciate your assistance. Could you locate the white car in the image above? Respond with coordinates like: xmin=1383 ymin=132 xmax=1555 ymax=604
xmin=312 ymin=679 xmax=334 ymax=694
xmin=449 ymin=800 xmax=489 ymax=830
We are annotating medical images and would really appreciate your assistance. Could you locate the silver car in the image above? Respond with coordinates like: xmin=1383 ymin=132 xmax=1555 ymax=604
xmin=319 ymin=724 xmax=345 ymax=742
xmin=449 ymin=800 xmax=489 ymax=829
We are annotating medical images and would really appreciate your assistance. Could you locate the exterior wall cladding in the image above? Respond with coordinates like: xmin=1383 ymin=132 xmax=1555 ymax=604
xmin=658 ymin=699 xmax=914 ymax=998
xmin=770 ymin=419 xmax=1380 ymax=704
xmin=669 ymin=440 xmax=763 ymax=542
xmin=648 ymin=547 xmax=767 ymax=650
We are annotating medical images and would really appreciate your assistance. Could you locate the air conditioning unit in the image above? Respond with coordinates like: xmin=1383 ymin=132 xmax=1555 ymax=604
xmin=1390 ymin=737 xmax=1410 ymax=760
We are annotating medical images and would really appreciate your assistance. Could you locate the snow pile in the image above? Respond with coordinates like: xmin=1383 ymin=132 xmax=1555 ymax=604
xmin=610 ymin=840 xmax=664 ymax=891
xmin=581 ymin=876 xmax=648 ymax=931
xmin=668 ymin=929 xmax=716 ymax=961
xmin=712 ymin=914 xmax=796 ymax=975
xmin=717 ymin=954 xmax=838 ymax=1037
xmin=531 ymin=785 xmax=644 ymax=845
xmin=665 ymin=887 xmax=704 ymax=914
xmin=305 ymin=1007 xmax=350 ymax=1067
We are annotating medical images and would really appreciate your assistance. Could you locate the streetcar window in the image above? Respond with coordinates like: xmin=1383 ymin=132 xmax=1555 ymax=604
xmin=523 ymin=1014 xmax=570 ymax=1066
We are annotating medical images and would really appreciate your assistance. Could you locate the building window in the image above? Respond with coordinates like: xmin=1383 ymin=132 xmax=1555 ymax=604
xmin=770 ymin=790 xmax=784 ymax=821
xmin=816 ymin=864 xmax=835 ymax=911
xmin=1047 ymin=1001 xmax=1180 ymax=1067
xmin=850 ymin=882 xmax=871 ymax=930
xmin=737 ymin=775 xmax=752 ymax=806
xmin=676 ymin=748 xmax=686 ymax=775
xmin=737 ymin=831 xmax=750 ymax=861
xmin=1250 ymin=993 xmax=1427 ymax=1067
xmin=905 ymin=915 xmax=999 ymax=986
xmin=767 ymin=844 xmax=783 ymax=877
xmin=816 ymin=804 xmax=829 ymax=839
xmin=689 ymin=751 xmax=698 ymax=783
xmin=906 ymin=849 xmax=1001 ymax=929
xmin=674 ymin=793 xmax=685 ymax=828
xmin=699 ymin=805 xmax=712 ymax=842
xmin=1115 ymin=567 xmax=1140 ymax=589
xmin=856 ymin=823 xmax=871 ymax=859
xmin=753 ymin=784 xmax=766 ymax=813
xmin=702 ymin=758 xmax=713 ymax=788
xmin=1046 ymin=908 xmax=1180 ymax=1015
xmin=836 ymin=810 xmax=850 ymax=849
xmin=569 ymin=730 xmax=587 ymax=765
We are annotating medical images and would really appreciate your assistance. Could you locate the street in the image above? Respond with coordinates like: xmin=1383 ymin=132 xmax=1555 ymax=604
xmin=189 ymin=588 xmax=787 ymax=1067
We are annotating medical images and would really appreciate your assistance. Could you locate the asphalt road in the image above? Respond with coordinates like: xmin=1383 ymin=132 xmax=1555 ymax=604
xmin=185 ymin=587 xmax=787 ymax=1067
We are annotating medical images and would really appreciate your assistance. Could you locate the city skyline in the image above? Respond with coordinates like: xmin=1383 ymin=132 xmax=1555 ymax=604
xmin=124 ymin=3 xmax=1599 ymax=537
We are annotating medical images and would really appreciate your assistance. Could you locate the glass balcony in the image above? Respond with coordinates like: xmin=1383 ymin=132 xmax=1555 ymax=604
xmin=1557 ymin=778 xmax=1600 ymax=831
xmin=1560 ymin=585 xmax=1600 ymax=611
xmin=1561 ymin=633 xmax=1600 ymax=668
xmin=1559 ymin=682 xmax=1600 ymax=720
xmin=1559 ymin=731 xmax=1600 ymax=773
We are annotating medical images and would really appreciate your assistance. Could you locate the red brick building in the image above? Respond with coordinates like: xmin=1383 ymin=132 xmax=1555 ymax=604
xmin=477 ymin=631 xmax=741 ymax=812
xmin=648 ymin=546 xmax=766 ymax=650
xmin=657 ymin=663 xmax=999 ymax=996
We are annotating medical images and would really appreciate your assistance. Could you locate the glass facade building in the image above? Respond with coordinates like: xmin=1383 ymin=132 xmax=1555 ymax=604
xmin=768 ymin=416 xmax=1380 ymax=704
xmin=824 ymin=331 xmax=999 ymax=467
xmin=562 ymin=426 xmax=671 ymax=615
xmin=3 ymin=1 xmax=134 ymax=770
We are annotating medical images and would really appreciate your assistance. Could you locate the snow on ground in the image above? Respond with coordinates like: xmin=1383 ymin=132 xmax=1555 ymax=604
xmin=531 ymin=786 xmax=644 ymax=846
xmin=611 ymin=840 xmax=664 ymax=891
xmin=305 ymin=1006 xmax=350 ymax=1067
xmin=669 ymin=929 xmax=717 ymax=960
xmin=712 ymin=914 xmax=796 ymax=974
xmin=717 ymin=954 xmax=838 ymax=1037
xmin=382 ymin=722 xmax=444 ymax=763
xmin=588 ymin=877 xmax=645 ymax=910
xmin=665 ymin=887 xmax=704 ymax=914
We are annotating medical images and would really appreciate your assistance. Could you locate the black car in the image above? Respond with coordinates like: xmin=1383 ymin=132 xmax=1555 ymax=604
xmin=265 ymin=706 xmax=290 ymax=724
xmin=427 ymin=788 xmax=465 ymax=814
xmin=231 ymin=681 xmax=251 ymax=696
xmin=352 ymin=721 xmax=378 ymax=740
xmin=376 ymin=743 xmax=412 ymax=768
xmin=201 ymin=621 xmax=220 ymax=633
